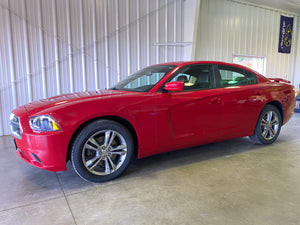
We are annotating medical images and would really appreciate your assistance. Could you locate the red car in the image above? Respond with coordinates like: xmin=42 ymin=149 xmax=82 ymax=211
xmin=10 ymin=61 xmax=296 ymax=182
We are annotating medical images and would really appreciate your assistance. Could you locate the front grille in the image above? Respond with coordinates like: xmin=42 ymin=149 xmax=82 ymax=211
xmin=10 ymin=113 xmax=22 ymax=139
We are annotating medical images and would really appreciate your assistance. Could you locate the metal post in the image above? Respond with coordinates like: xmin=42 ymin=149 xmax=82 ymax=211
xmin=7 ymin=1 xmax=18 ymax=108
xmin=137 ymin=0 xmax=140 ymax=70
xmin=104 ymin=0 xmax=110 ymax=88
xmin=156 ymin=0 xmax=159 ymax=63
xmin=80 ymin=0 xmax=86 ymax=91
xmin=38 ymin=1 xmax=47 ymax=98
xmin=116 ymin=0 xmax=121 ymax=81
xmin=66 ymin=0 xmax=74 ymax=92
xmin=22 ymin=0 xmax=33 ymax=101
xmin=92 ymin=0 xmax=99 ymax=89
xmin=126 ymin=0 xmax=131 ymax=75
xmin=52 ymin=0 xmax=61 ymax=95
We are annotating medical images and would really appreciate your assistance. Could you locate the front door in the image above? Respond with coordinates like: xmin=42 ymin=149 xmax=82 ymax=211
xmin=154 ymin=64 xmax=223 ymax=152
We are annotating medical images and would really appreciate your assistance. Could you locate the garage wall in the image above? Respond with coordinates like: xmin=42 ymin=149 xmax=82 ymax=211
xmin=192 ymin=0 xmax=298 ymax=80
xmin=0 ymin=0 xmax=186 ymax=136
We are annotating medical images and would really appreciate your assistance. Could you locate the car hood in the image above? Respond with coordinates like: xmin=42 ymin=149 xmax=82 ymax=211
xmin=23 ymin=89 xmax=133 ymax=115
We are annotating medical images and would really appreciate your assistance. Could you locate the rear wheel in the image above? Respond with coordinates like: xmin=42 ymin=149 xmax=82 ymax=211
xmin=249 ymin=105 xmax=282 ymax=144
xmin=71 ymin=120 xmax=134 ymax=183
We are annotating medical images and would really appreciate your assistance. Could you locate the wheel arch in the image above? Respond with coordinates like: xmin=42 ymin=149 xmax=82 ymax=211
xmin=266 ymin=101 xmax=284 ymax=121
xmin=66 ymin=116 xmax=139 ymax=162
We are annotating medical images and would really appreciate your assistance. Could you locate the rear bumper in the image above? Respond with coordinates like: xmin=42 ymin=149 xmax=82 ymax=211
xmin=283 ymin=95 xmax=296 ymax=126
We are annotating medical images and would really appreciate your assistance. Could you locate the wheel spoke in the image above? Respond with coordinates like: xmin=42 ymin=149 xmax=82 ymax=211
xmin=104 ymin=131 xmax=117 ymax=148
xmin=86 ymin=156 xmax=99 ymax=167
xmin=111 ymin=144 xmax=126 ymax=151
xmin=270 ymin=127 xmax=276 ymax=137
xmin=261 ymin=118 xmax=268 ymax=126
xmin=262 ymin=129 xmax=268 ymax=138
xmin=107 ymin=156 xmax=116 ymax=172
xmin=271 ymin=119 xmax=279 ymax=126
xmin=107 ymin=132 xmax=116 ymax=148
xmin=266 ymin=129 xmax=271 ymax=138
xmin=89 ymin=137 xmax=101 ymax=149
xmin=104 ymin=158 xmax=111 ymax=174
xmin=104 ymin=131 xmax=111 ymax=147
xmin=85 ymin=143 xmax=99 ymax=152
xmin=110 ymin=150 xmax=127 ymax=155
xmin=267 ymin=111 xmax=272 ymax=122
xmin=86 ymin=156 xmax=102 ymax=171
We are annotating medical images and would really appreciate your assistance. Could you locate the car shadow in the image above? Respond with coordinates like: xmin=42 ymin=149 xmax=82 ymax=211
xmin=9 ymin=134 xmax=288 ymax=195
xmin=122 ymin=136 xmax=267 ymax=180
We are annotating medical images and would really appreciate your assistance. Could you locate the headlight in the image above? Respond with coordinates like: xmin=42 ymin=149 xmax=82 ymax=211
xmin=29 ymin=115 xmax=61 ymax=132
xmin=10 ymin=113 xmax=22 ymax=139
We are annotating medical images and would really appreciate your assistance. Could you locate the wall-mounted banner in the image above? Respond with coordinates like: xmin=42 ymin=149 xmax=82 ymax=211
xmin=278 ymin=15 xmax=293 ymax=54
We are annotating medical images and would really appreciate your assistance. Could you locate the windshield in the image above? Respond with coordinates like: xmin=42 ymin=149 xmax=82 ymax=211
xmin=111 ymin=65 xmax=177 ymax=92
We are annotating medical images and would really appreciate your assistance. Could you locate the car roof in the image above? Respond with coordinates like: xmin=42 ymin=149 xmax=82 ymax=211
xmin=150 ymin=61 xmax=272 ymax=85
xmin=153 ymin=61 xmax=260 ymax=75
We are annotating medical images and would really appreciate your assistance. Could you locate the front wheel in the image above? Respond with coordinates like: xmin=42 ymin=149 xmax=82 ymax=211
xmin=71 ymin=120 xmax=134 ymax=183
xmin=249 ymin=105 xmax=282 ymax=145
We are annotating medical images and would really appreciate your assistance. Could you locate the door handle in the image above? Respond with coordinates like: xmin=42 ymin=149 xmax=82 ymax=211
xmin=211 ymin=97 xmax=221 ymax=104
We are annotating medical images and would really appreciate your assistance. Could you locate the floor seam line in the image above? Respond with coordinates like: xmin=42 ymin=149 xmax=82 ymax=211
xmin=56 ymin=173 xmax=78 ymax=225
xmin=0 ymin=195 xmax=64 ymax=213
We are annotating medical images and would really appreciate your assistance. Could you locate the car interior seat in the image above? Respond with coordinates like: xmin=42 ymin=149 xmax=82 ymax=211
xmin=176 ymin=75 xmax=188 ymax=83
xmin=234 ymin=76 xmax=248 ymax=85
xmin=195 ymin=72 xmax=210 ymax=89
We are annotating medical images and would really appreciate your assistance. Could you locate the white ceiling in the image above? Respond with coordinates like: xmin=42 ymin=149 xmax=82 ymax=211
xmin=245 ymin=0 xmax=300 ymax=14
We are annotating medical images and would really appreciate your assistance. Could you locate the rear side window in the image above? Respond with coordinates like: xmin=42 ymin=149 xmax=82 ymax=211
xmin=217 ymin=66 xmax=257 ymax=87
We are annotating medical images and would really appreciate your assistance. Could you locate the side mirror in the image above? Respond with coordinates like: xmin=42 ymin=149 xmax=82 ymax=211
xmin=164 ymin=81 xmax=184 ymax=92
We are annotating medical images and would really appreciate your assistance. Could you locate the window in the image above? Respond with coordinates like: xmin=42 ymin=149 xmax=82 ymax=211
xmin=112 ymin=65 xmax=176 ymax=92
xmin=123 ymin=72 xmax=165 ymax=89
xmin=233 ymin=55 xmax=266 ymax=75
xmin=218 ymin=66 xmax=257 ymax=87
xmin=168 ymin=65 xmax=214 ymax=91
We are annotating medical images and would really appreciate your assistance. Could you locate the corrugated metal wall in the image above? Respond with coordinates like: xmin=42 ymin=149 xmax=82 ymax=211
xmin=0 ymin=0 xmax=185 ymax=136
xmin=192 ymin=0 xmax=298 ymax=79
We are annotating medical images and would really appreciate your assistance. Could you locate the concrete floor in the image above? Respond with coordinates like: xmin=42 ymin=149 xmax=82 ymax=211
xmin=1 ymin=114 xmax=300 ymax=225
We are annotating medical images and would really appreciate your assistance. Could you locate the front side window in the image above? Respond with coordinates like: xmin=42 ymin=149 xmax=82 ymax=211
xmin=166 ymin=65 xmax=214 ymax=92
xmin=111 ymin=65 xmax=176 ymax=92
xmin=218 ymin=66 xmax=257 ymax=87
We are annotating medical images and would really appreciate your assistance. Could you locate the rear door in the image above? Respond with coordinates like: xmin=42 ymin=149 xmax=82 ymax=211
xmin=215 ymin=65 xmax=265 ymax=137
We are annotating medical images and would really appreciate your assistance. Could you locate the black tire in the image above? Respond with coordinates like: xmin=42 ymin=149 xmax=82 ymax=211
xmin=71 ymin=120 xmax=134 ymax=183
xmin=249 ymin=105 xmax=282 ymax=145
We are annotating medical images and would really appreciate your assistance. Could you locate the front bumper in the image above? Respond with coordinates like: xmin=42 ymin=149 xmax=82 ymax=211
xmin=13 ymin=132 xmax=68 ymax=172
xmin=13 ymin=130 xmax=68 ymax=172
xmin=11 ymin=106 xmax=69 ymax=172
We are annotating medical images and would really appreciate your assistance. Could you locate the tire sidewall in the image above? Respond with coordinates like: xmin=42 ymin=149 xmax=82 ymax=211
xmin=71 ymin=120 xmax=134 ymax=183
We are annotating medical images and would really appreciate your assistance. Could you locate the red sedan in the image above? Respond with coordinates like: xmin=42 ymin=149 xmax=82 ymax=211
xmin=10 ymin=61 xmax=296 ymax=182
